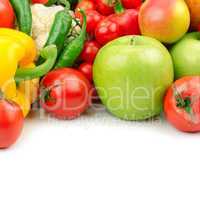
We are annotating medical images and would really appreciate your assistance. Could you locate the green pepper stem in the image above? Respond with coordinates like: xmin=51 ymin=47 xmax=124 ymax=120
xmin=15 ymin=45 xmax=57 ymax=81
xmin=58 ymin=0 xmax=71 ymax=10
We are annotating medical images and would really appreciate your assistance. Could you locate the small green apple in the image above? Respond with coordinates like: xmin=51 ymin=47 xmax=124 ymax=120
xmin=93 ymin=36 xmax=174 ymax=120
xmin=170 ymin=32 xmax=200 ymax=79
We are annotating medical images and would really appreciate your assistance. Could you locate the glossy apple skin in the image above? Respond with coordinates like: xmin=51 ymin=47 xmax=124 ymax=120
xmin=185 ymin=0 xmax=200 ymax=30
xmin=139 ymin=0 xmax=190 ymax=44
xmin=93 ymin=36 xmax=174 ymax=121
xmin=170 ymin=32 xmax=200 ymax=79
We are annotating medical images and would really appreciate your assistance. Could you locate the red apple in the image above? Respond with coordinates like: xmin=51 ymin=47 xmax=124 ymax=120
xmin=139 ymin=0 xmax=190 ymax=44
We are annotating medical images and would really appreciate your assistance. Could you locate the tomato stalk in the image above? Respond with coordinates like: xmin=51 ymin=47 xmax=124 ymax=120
xmin=173 ymin=86 xmax=192 ymax=114
xmin=114 ymin=0 xmax=124 ymax=13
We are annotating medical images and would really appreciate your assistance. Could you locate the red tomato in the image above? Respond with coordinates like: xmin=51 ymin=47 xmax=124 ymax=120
xmin=0 ymin=0 xmax=15 ymax=28
xmin=108 ymin=9 xmax=140 ymax=36
xmin=78 ymin=63 xmax=93 ymax=82
xmin=95 ymin=18 xmax=121 ymax=45
xmin=76 ymin=10 xmax=104 ymax=35
xmin=121 ymin=0 xmax=142 ymax=9
xmin=31 ymin=0 xmax=48 ymax=3
xmin=0 ymin=99 xmax=24 ymax=149
xmin=95 ymin=0 xmax=114 ymax=16
xmin=164 ymin=76 xmax=200 ymax=133
xmin=80 ymin=40 xmax=100 ymax=63
xmin=75 ymin=0 xmax=96 ymax=12
xmin=95 ymin=9 xmax=140 ymax=45
xmin=40 ymin=68 xmax=92 ymax=120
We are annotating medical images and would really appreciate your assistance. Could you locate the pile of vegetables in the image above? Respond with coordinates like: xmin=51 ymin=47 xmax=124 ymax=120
xmin=0 ymin=0 xmax=200 ymax=148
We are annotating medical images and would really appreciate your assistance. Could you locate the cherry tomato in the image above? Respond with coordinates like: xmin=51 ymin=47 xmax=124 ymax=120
xmin=80 ymin=40 xmax=100 ymax=63
xmin=95 ymin=18 xmax=121 ymax=45
xmin=0 ymin=0 xmax=15 ymax=28
xmin=95 ymin=0 xmax=114 ymax=16
xmin=164 ymin=76 xmax=200 ymax=133
xmin=75 ymin=0 xmax=96 ymax=12
xmin=78 ymin=63 xmax=93 ymax=82
xmin=31 ymin=0 xmax=48 ymax=3
xmin=40 ymin=68 xmax=92 ymax=120
xmin=76 ymin=10 xmax=104 ymax=35
xmin=0 ymin=99 xmax=24 ymax=149
xmin=121 ymin=0 xmax=142 ymax=9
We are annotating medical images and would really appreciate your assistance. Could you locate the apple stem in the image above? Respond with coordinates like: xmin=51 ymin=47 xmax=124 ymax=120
xmin=130 ymin=37 xmax=136 ymax=45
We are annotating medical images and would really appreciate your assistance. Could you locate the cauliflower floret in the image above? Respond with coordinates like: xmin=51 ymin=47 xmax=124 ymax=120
xmin=31 ymin=4 xmax=64 ymax=53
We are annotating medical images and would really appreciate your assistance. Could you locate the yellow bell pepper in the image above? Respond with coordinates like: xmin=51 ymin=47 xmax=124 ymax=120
xmin=0 ymin=28 xmax=57 ymax=117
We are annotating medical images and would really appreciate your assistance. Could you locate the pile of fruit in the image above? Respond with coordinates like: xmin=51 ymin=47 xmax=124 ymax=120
xmin=0 ymin=0 xmax=200 ymax=148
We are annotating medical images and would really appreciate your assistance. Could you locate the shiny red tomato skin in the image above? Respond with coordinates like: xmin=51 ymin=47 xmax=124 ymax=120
xmin=78 ymin=63 xmax=93 ymax=82
xmin=85 ymin=10 xmax=104 ymax=35
xmin=40 ymin=68 xmax=92 ymax=120
xmin=121 ymin=0 xmax=142 ymax=9
xmin=108 ymin=9 xmax=140 ymax=36
xmin=95 ymin=0 xmax=114 ymax=16
xmin=76 ymin=10 xmax=104 ymax=35
xmin=80 ymin=40 xmax=100 ymax=63
xmin=164 ymin=76 xmax=200 ymax=133
xmin=0 ymin=99 xmax=24 ymax=149
xmin=95 ymin=18 xmax=121 ymax=45
xmin=95 ymin=9 xmax=140 ymax=45
xmin=31 ymin=0 xmax=48 ymax=3
xmin=75 ymin=0 xmax=96 ymax=12
xmin=0 ymin=0 xmax=15 ymax=28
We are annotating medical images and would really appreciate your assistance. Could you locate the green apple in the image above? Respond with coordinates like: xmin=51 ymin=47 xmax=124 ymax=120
xmin=93 ymin=36 xmax=174 ymax=121
xmin=170 ymin=32 xmax=200 ymax=79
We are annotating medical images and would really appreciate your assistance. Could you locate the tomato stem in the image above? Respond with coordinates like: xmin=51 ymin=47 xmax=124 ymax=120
xmin=173 ymin=86 xmax=192 ymax=114
xmin=114 ymin=0 xmax=124 ymax=14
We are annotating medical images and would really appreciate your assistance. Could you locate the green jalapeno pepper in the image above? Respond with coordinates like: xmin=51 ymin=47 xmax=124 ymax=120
xmin=55 ymin=10 xmax=86 ymax=68
xmin=37 ymin=2 xmax=72 ymax=65
xmin=10 ymin=0 xmax=32 ymax=35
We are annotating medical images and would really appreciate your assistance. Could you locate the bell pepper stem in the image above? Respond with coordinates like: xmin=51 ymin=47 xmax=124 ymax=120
xmin=15 ymin=45 xmax=57 ymax=81
xmin=58 ymin=0 xmax=71 ymax=10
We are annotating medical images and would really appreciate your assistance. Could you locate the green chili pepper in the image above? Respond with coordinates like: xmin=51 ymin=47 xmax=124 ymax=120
xmin=10 ymin=0 xmax=32 ymax=35
xmin=45 ymin=9 xmax=72 ymax=54
xmin=15 ymin=45 xmax=58 ymax=81
xmin=37 ymin=6 xmax=72 ymax=65
xmin=55 ymin=10 xmax=87 ymax=68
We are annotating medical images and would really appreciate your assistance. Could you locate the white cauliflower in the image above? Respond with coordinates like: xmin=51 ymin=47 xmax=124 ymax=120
xmin=31 ymin=4 xmax=65 ymax=53
xmin=31 ymin=4 xmax=81 ymax=58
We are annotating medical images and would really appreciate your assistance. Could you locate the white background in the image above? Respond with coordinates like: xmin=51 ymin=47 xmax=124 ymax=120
xmin=1 ymin=108 xmax=200 ymax=200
